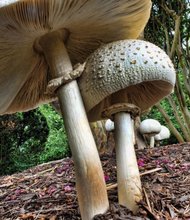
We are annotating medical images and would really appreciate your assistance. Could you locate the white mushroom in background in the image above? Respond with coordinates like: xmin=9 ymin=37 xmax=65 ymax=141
xmin=139 ymin=119 xmax=161 ymax=148
xmin=105 ymin=119 xmax=115 ymax=154
xmin=155 ymin=125 xmax=170 ymax=146
xmin=105 ymin=119 xmax=115 ymax=132
xmin=135 ymin=116 xmax=147 ymax=150
xmin=0 ymin=1 xmax=152 ymax=219
xmin=79 ymin=39 xmax=176 ymax=213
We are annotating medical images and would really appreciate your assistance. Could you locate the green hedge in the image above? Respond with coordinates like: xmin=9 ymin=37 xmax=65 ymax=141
xmin=0 ymin=104 xmax=69 ymax=175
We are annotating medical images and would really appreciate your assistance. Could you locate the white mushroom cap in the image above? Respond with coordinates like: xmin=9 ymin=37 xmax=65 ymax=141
xmin=0 ymin=0 xmax=151 ymax=115
xmin=139 ymin=119 xmax=161 ymax=136
xmin=79 ymin=40 xmax=176 ymax=122
xmin=105 ymin=119 xmax=114 ymax=132
xmin=155 ymin=125 xmax=170 ymax=141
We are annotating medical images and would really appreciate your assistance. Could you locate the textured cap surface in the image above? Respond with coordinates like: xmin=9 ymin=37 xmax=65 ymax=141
xmin=0 ymin=0 xmax=151 ymax=114
xmin=79 ymin=40 xmax=176 ymax=122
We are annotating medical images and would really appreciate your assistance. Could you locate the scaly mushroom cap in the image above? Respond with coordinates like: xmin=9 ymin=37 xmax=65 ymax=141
xmin=139 ymin=119 xmax=161 ymax=136
xmin=155 ymin=125 xmax=170 ymax=141
xmin=0 ymin=0 xmax=151 ymax=115
xmin=79 ymin=40 xmax=176 ymax=122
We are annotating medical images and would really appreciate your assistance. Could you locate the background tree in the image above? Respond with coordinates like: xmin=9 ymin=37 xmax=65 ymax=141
xmin=0 ymin=105 xmax=69 ymax=175
xmin=0 ymin=110 xmax=48 ymax=174
xmin=144 ymin=0 xmax=190 ymax=142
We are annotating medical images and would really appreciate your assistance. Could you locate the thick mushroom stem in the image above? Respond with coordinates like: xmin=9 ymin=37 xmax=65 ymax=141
xmin=150 ymin=136 xmax=155 ymax=148
xmin=38 ymin=31 xmax=109 ymax=220
xmin=114 ymin=112 xmax=142 ymax=213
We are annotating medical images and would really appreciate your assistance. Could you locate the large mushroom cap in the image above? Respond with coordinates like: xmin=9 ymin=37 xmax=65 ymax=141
xmin=79 ymin=40 xmax=176 ymax=122
xmin=0 ymin=0 xmax=151 ymax=115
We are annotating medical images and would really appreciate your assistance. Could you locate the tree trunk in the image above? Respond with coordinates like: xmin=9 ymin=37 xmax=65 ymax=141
xmin=155 ymin=104 xmax=184 ymax=143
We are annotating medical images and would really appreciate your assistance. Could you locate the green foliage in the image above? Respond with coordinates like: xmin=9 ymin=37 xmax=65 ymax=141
xmin=39 ymin=104 xmax=70 ymax=162
xmin=0 ymin=109 xmax=49 ymax=175
xmin=144 ymin=0 xmax=190 ymax=143
xmin=0 ymin=105 xmax=69 ymax=176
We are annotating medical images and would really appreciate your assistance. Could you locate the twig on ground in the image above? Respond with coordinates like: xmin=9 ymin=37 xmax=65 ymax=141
xmin=143 ymin=187 xmax=152 ymax=212
xmin=106 ymin=167 xmax=162 ymax=190
xmin=34 ymin=205 xmax=44 ymax=220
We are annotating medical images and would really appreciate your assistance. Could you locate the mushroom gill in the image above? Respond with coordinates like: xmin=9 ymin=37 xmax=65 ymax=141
xmin=0 ymin=0 xmax=151 ymax=114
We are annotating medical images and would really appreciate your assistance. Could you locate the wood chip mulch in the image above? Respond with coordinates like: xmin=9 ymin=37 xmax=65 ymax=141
xmin=0 ymin=143 xmax=190 ymax=220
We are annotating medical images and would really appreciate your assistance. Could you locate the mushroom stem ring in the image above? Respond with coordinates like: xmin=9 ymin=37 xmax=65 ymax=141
xmin=36 ymin=30 xmax=109 ymax=220
xmin=35 ymin=30 xmax=85 ymax=94
xmin=45 ymin=63 xmax=85 ymax=95
xmin=102 ymin=103 xmax=140 ymax=119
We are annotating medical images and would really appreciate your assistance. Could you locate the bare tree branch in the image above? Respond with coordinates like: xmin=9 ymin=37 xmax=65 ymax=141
xmin=155 ymin=103 xmax=184 ymax=143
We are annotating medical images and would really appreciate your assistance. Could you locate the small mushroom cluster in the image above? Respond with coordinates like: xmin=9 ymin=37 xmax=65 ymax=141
xmin=139 ymin=119 xmax=170 ymax=148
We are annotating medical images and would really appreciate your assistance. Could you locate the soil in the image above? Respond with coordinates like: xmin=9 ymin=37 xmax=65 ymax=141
xmin=0 ymin=143 xmax=190 ymax=220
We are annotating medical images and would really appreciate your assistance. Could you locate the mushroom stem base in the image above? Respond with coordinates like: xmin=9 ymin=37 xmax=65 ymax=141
xmin=38 ymin=31 xmax=109 ymax=220
xmin=114 ymin=112 xmax=142 ymax=213
xmin=58 ymin=81 xmax=109 ymax=219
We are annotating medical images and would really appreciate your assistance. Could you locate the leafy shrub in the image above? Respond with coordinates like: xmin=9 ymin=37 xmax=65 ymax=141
xmin=39 ymin=104 xmax=70 ymax=163
xmin=0 ymin=109 xmax=49 ymax=175
xmin=0 ymin=104 xmax=69 ymax=175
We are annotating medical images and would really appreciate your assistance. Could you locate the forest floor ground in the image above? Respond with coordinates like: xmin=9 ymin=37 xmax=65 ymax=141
xmin=0 ymin=143 xmax=190 ymax=220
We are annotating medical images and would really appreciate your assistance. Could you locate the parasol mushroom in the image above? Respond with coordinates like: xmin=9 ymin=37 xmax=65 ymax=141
xmin=79 ymin=39 xmax=176 ymax=212
xmin=155 ymin=125 xmax=170 ymax=147
xmin=139 ymin=119 xmax=161 ymax=148
xmin=0 ymin=1 xmax=152 ymax=219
